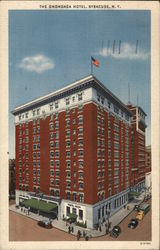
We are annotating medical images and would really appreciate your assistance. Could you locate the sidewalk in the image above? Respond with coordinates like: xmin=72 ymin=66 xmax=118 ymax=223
xmin=9 ymin=191 xmax=146 ymax=238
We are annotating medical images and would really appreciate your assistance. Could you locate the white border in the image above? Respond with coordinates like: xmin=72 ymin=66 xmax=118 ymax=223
xmin=0 ymin=1 xmax=159 ymax=250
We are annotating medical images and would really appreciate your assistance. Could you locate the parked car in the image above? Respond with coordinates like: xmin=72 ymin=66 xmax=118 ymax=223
xmin=136 ymin=211 xmax=144 ymax=221
xmin=110 ymin=225 xmax=121 ymax=238
xmin=38 ymin=219 xmax=52 ymax=229
xmin=134 ymin=205 xmax=140 ymax=211
xmin=128 ymin=219 xmax=138 ymax=229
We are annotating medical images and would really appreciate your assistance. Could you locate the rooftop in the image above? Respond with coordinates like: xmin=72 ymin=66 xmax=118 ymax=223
xmin=12 ymin=74 xmax=132 ymax=116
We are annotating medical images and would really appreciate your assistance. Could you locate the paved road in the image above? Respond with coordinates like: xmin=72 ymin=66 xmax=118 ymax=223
xmin=9 ymin=199 xmax=151 ymax=241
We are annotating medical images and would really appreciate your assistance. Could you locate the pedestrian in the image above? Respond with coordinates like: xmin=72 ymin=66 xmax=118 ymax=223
xmin=21 ymin=207 xmax=22 ymax=212
xmin=78 ymin=230 xmax=81 ymax=238
xmin=71 ymin=226 xmax=74 ymax=233
xmin=68 ymin=226 xmax=71 ymax=233
xmin=77 ymin=234 xmax=80 ymax=241
xmin=83 ymin=230 xmax=86 ymax=238
xmin=85 ymin=235 xmax=89 ymax=241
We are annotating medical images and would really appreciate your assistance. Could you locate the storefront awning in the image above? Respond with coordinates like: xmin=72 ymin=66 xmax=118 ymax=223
xmin=22 ymin=198 xmax=57 ymax=213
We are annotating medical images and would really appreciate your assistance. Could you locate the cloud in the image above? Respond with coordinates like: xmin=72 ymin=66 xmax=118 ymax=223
xmin=18 ymin=54 xmax=55 ymax=73
xmin=97 ymin=42 xmax=149 ymax=60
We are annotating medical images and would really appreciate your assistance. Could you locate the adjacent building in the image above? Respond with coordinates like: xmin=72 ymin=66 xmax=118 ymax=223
xmin=127 ymin=104 xmax=147 ymax=192
xmin=145 ymin=145 xmax=152 ymax=193
xmin=12 ymin=75 xmax=146 ymax=228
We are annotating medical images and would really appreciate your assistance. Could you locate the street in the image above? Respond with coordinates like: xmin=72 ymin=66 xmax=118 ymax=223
xmin=9 ymin=199 xmax=151 ymax=241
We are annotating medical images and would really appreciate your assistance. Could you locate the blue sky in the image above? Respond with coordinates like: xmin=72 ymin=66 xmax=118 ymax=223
xmin=9 ymin=10 xmax=151 ymax=158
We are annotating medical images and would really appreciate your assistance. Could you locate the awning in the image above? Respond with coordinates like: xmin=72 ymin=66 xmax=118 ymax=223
xmin=22 ymin=198 xmax=57 ymax=213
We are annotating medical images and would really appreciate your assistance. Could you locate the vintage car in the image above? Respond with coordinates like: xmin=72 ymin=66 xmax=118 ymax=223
xmin=110 ymin=225 xmax=121 ymax=238
xmin=37 ymin=219 xmax=53 ymax=229
xmin=128 ymin=218 xmax=138 ymax=229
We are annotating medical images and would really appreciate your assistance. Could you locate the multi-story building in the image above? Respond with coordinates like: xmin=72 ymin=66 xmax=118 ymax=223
xmin=12 ymin=75 xmax=134 ymax=228
xmin=127 ymin=104 xmax=147 ymax=192
xmin=145 ymin=145 xmax=151 ymax=174
xmin=145 ymin=145 xmax=152 ymax=193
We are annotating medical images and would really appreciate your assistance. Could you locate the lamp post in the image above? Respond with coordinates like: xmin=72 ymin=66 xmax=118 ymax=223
xmin=105 ymin=209 xmax=110 ymax=234
xmin=38 ymin=192 xmax=43 ymax=216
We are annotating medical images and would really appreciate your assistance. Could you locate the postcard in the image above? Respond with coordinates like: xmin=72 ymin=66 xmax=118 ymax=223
xmin=0 ymin=1 xmax=159 ymax=249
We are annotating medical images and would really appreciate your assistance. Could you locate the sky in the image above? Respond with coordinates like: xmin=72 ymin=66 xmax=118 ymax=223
xmin=9 ymin=10 xmax=151 ymax=158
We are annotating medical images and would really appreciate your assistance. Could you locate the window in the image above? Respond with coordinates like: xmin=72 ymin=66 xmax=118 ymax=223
xmin=79 ymin=150 xmax=83 ymax=157
xmin=55 ymin=141 xmax=59 ymax=148
xmin=78 ymin=105 xmax=83 ymax=112
xmin=79 ymin=161 xmax=83 ymax=168
xmin=79 ymin=182 xmax=83 ymax=190
xmin=66 ymin=192 xmax=70 ymax=200
xmin=66 ymin=98 xmax=70 ymax=105
xmin=114 ymin=151 xmax=119 ymax=158
xmin=79 ymin=209 xmax=83 ymax=220
xmin=55 ymin=102 xmax=59 ymax=109
xmin=66 ymin=181 xmax=71 ymax=188
xmin=66 ymin=206 xmax=70 ymax=216
xmin=66 ymin=161 xmax=70 ymax=168
xmin=56 ymin=180 xmax=59 ymax=186
xmin=79 ymin=172 xmax=83 ymax=179
xmin=55 ymin=151 xmax=59 ymax=157
xmin=78 ymin=139 xmax=83 ymax=146
xmin=114 ymin=106 xmax=119 ymax=114
xmin=50 ymin=141 xmax=54 ymax=148
xmin=50 ymin=123 xmax=54 ymax=130
xmin=73 ymin=193 xmax=77 ymax=202
xmin=78 ymin=128 xmax=83 ymax=134
xmin=25 ymin=112 xmax=28 ymax=118
xmin=50 ymin=104 xmax=53 ymax=111
xmin=78 ymin=116 xmax=83 ymax=124
xmin=50 ymin=151 xmax=54 ymax=157
xmin=66 ymin=151 xmax=70 ymax=157
xmin=78 ymin=93 xmax=83 ymax=101
xmin=50 ymin=133 xmax=54 ymax=139
xmin=79 ymin=194 xmax=84 ymax=203
xmin=66 ymin=130 xmax=70 ymax=137
xmin=50 ymin=114 xmax=53 ymax=121
xmin=66 ymin=171 xmax=71 ymax=178
xmin=50 ymin=160 xmax=54 ymax=167
xmin=33 ymin=110 xmax=36 ymax=116
xmin=56 ymin=131 xmax=59 ymax=138
xmin=37 ymin=108 xmax=40 ymax=115
xmin=50 ymin=170 xmax=54 ymax=176
xmin=50 ymin=189 xmax=54 ymax=196
xmin=72 ymin=96 xmax=75 ymax=102
xmin=55 ymin=122 xmax=59 ymax=129
xmin=66 ymin=140 xmax=70 ymax=147
xmin=19 ymin=115 xmax=21 ymax=121
xmin=66 ymin=108 xmax=70 ymax=115
xmin=56 ymin=190 xmax=59 ymax=196
xmin=55 ymin=161 xmax=59 ymax=168
xmin=66 ymin=119 xmax=70 ymax=126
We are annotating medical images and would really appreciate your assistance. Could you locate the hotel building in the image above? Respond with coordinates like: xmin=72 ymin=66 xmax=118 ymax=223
xmin=12 ymin=75 xmax=140 ymax=228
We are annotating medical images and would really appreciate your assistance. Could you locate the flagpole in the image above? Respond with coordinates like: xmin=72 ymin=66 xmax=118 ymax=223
xmin=91 ymin=57 xmax=93 ymax=75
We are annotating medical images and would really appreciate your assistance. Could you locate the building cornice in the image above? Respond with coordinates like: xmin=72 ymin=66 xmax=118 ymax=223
xmin=12 ymin=74 xmax=132 ymax=117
